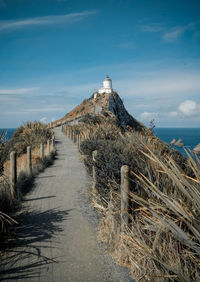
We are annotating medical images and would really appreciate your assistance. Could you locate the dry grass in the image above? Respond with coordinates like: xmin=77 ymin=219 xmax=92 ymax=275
xmin=0 ymin=122 xmax=55 ymax=236
xmin=65 ymin=114 xmax=200 ymax=281
xmin=95 ymin=146 xmax=200 ymax=281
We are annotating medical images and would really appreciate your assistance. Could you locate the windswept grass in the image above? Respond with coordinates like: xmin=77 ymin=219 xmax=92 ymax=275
xmin=96 ymin=147 xmax=200 ymax=281
xmin=4 ymin=121 xmax=52 ymax=158
xmin=64 ymin=113 xmax=200 ymax=281
xmin=0 ymin=122 xmax=55 ymax=236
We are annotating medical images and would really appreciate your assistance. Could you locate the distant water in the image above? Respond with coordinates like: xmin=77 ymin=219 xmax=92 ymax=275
xmin=1 ymin=127 xmax=200 ymax=156
xmin=155 ymin=128 xmax=200 ymax=155
xmin=0 ymin=128 xmax=17 ymax=142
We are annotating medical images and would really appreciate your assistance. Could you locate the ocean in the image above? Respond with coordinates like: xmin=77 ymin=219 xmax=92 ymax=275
xmin=155 ymin=128 xmax=200 ymax=155
xmin=0 ymin=128 xmax=17 ymax=142
xmin=0 ymin=128 xmax=200 ymax=155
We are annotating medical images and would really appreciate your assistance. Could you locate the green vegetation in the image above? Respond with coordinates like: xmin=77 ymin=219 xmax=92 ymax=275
xmin=65 ymin=113 xmax=200 ymax=281
xmin=0 ymin=121 xmax=55 ymax=236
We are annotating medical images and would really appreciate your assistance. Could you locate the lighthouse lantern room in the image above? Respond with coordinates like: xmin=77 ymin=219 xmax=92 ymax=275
xmin=98 ymin=75 xmax=113 ymax=94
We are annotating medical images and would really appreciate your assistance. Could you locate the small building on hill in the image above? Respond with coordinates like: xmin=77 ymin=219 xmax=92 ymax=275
xmin=98 ymin=75 xmax=113 ymax=94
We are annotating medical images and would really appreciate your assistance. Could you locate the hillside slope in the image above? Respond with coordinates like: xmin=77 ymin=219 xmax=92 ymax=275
xmin=54 ymin=91 xmax=145 ymax=132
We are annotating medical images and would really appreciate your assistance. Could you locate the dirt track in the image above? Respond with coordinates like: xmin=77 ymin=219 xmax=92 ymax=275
xmin=0 ymin=127 xmax=132 ymax=282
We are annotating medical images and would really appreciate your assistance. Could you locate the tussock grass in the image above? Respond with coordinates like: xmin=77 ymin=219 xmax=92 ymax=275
xmin=65 ymin=113 xmax=200 ymax=281
xmin=0 ymin=122 xmax=55 ymax=236
xmin=3 ymin=121 xmax=52 ymax=158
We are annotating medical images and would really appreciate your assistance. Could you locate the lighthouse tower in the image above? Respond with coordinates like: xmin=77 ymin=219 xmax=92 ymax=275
xmin=98 ymin=75 xmax=113 ymax=94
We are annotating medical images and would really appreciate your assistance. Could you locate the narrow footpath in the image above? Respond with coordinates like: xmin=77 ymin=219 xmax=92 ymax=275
xmin=0 ymin=127 xmax=132 ymax=282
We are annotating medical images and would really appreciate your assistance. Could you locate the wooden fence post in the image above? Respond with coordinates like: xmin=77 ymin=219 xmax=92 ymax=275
xmin=40 ymin=143 xmax=44 ymax=160
xmin=71 ymin=129 xmax=74 ymax=141
xmin=27 ymin=146 xmax=32 ymax=175
xmin=76 ymin=133 xmax=79 ymax=148
xmin=47 ymin=139 xmax=50 ymax=155
xmin=92 ymin=150 xmax=98 ymax=191
xmin=52 ymin=136 xmax=55 ymax=151
xmin=10 ymin=151 xmax=17 ymax=198
xmin=74 ymin=131 xmax=77 ymax=144
xmin=79 ymin=134 xmax=81 ymax=149
xmin=77 ymin=134 xmax=80 ymax=149
xmin=121 ymin=165 xmax=130 ymax=229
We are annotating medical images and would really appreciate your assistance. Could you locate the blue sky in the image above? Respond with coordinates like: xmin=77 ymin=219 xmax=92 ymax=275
xmin=0 ymin=0 xmax=200 ymax=128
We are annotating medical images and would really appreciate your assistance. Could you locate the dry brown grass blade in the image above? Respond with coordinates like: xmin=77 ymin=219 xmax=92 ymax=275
xmin=0 ymin=211 xmax=17 ymax=224
xmin=140 ymin=148 xmax=196 ymax=206
xmin=130 ymin=176 xmax=200 ymax=255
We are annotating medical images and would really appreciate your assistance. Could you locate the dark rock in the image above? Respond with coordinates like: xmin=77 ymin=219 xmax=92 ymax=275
xmin=108 ymin=93 xmax=144 ymax=131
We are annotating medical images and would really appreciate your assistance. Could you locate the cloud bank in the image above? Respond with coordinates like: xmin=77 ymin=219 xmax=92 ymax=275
xmin=141 ymin=21 xmax=197 ymax=43
xmin=178 ymin=100 xmax=200 ymax=117
xmin=0 ymin=10 xmax=97 ymax=32
xmin=0 ymin=87 xmax=39 ymax=94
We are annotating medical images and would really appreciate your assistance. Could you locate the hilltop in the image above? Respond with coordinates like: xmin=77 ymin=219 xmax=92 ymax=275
xmin=54 ymin=91 xmax=145 ymax=132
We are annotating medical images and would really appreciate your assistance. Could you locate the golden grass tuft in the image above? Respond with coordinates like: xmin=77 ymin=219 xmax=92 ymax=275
xmin=65 ymin=114 xmax=200 ymax=281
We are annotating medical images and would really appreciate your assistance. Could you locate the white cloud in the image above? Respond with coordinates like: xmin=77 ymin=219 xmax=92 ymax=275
xmin=167 ymin=100 xmax=200 ymax=119
xmin=40 ymin=117 xmax=47 ymax=123
xmin=0 ymin=10 xmax=97 ymax=32
xmin=138 ymin=112 xmax=158 ymax=122
xmin=163 ymin=27 xmax=185 ymax=42
xmin=178 ymin=100 xmax=200 ymax=117
xmin=163 ymin=23 xmax=195 ymax=42
xmin=0 ymin=87 xmax=39 ymax=94
xmin=140 ymin=21 xmax=196 ymax=43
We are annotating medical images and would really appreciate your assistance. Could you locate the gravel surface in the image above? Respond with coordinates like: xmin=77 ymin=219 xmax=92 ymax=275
xmin=0 ymin=127 xmax=134 ymax=282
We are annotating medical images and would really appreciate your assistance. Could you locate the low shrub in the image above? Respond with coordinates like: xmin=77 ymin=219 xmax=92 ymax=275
xmin=65 ymin=113 xmax=200 ymax=281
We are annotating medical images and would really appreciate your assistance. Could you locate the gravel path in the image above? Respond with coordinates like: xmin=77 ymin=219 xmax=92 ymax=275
xmin=0 ymin=127 xmax=133 ymax=282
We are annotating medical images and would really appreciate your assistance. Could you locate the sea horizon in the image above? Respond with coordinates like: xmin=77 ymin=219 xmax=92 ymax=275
xmin=1 ymin=127 xmax=200 ymax=153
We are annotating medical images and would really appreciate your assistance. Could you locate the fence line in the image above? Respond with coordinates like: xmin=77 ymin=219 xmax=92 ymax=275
xmin=6 ymin=135 xmax=55 ymax=199
xmin=63 ymin=125 xmax=132 ymax=231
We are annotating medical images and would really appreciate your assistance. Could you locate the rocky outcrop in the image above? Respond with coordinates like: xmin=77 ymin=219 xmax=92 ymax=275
xmin=170 ymin=139 xmax=184 ymax=147
xmin=170 ymin=139 xmax=177 ymax=145
xmin=193 ymin=143 xmax=200 ymax=154
xmin=54 ymin=91 xmax=145 ymax=132
xmin=107 ymin=93 xmax=144 ymax=131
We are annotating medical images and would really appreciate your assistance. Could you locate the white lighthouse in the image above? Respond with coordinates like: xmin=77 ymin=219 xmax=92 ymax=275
xmin=98 ymin=75 xmax=113 ymax=94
